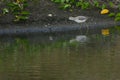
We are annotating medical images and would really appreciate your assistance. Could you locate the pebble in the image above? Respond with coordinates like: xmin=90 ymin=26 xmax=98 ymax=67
xmin=48 ymin=14 xmax=53 ymax=17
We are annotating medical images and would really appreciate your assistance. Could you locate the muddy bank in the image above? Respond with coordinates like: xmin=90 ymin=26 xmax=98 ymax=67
xmin=0 ymin=0 xmax=119 ymax=36
xmin=0 ymin=0 xmax=116 ymax=26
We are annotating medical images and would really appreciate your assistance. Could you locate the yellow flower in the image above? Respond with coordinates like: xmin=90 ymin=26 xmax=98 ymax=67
xmin=101 ymin=29 xmax=109 ymax=36
xmin=100 ymin=9 xmax=109 ymax=14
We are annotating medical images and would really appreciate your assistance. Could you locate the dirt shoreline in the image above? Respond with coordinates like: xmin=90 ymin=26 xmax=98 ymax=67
xmin=0 ymin=0 xmax=119 ymax=36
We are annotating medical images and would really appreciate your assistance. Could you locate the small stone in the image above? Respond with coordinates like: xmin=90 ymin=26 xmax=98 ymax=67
xmin=44 ymin=25 xmax=48 ymax=27
xmin=48 ymin=14 xmax=53 ymax=17
xmin=49 ymin=36 xmax=53 ymax=40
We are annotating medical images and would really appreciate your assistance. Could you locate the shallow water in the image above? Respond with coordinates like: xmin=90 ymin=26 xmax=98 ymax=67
xmin=0 ymin=29 xmax=120 ymax=80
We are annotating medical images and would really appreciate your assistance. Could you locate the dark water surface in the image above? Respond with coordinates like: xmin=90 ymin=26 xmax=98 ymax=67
xmin=0 ymin=30 xmax=120 ymax=80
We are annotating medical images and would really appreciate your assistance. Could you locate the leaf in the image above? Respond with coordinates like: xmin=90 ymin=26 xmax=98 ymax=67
xmin=109 ymin=1 xmax=114 ymax=8
xmin=66 ymin=0 xmax=69 ymax=3
xmin=14 ymin=15 xmax=29 ymax=21
xmin=60 ymin=4 xmax=71 ymax=9
xmin=108 ymin=13 xmax=115 ymax=17
xmin=21 ymin=11 xmax=30 ymax=15
xmin=61 ymin=0 xmax=65 ymax=3
xmin=53 ymin=0 xmax=62 ymax=3
xmin=116 ymin=13 xmax=120 ymax=17
xmin=115 ymin=17 xmax=120 ymax=21
xmin=64 ymin=4 xmax=71 ymax=9
xmin=3 ymin=8 xmax=9 ymax=14
xmin=93 ymin=1 xmax=99 ymax=7
xmin=101 ymin=4 xmax=106 ymax=9
xmin=76 ymin=2 xmax=82 ymax=7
